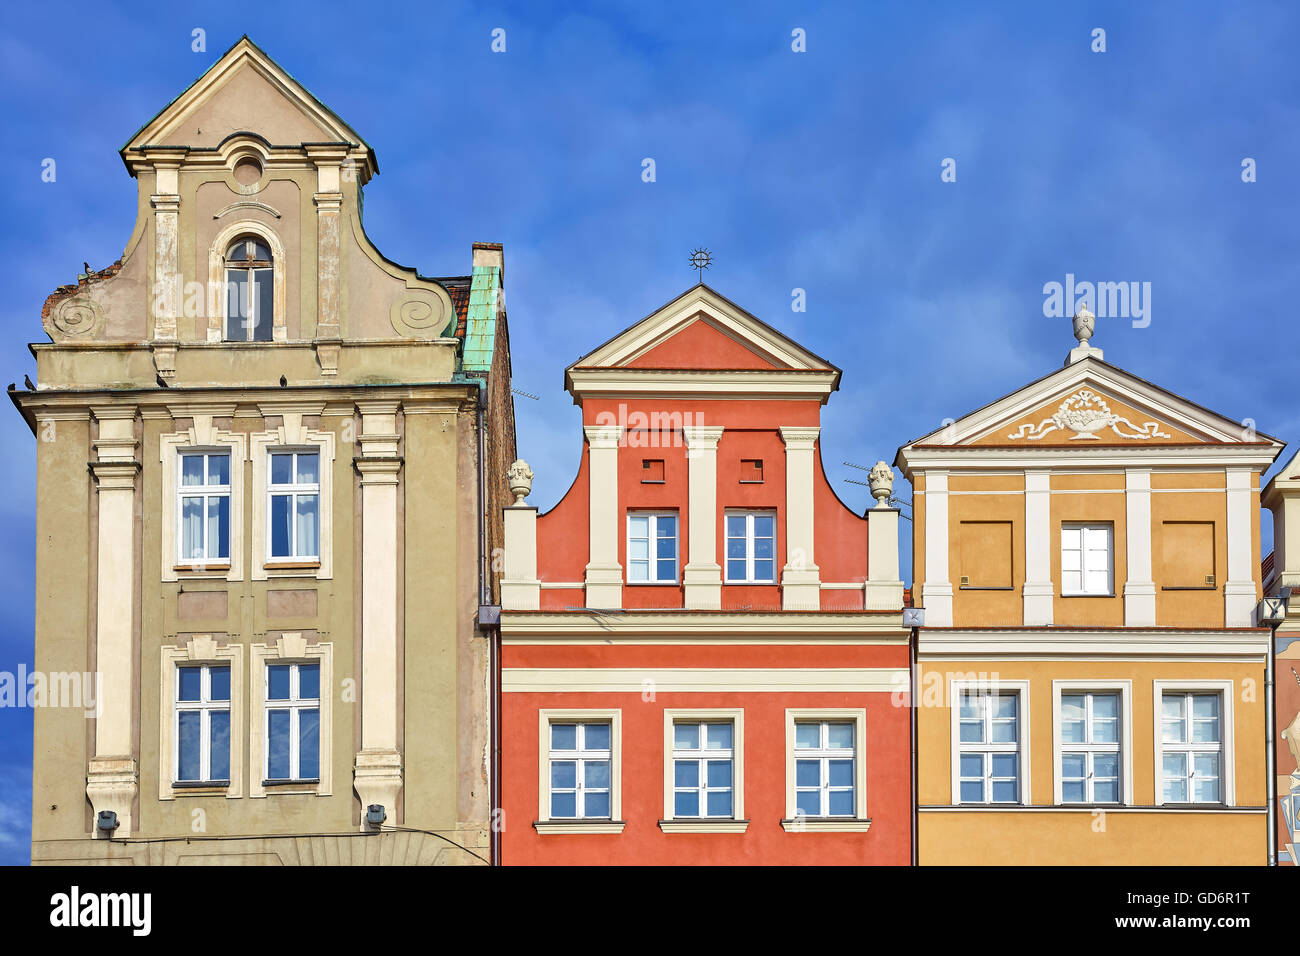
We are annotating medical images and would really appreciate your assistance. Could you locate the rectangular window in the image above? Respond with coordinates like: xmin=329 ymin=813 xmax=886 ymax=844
xmin=1160 ymin=692 xmax=1223 ymax=804
xmin=1061 ymin=523 xmax=1112 ymax=595
xmin=265 ymin=661 xmax=320 ymax=782
xmin=178 ymin=452 xmax=231 ymax=564
xmin=956 ymin=691 xmax=1020 ymax=804
xmin=175 ymin=664 xmax=231 ymax=783
xmin=672 ymin=721 xmax=734 ymax=818
xmin=793 ymin=720 xmax=855 ymax=818
xmin=1059 ymin=692 xmax=1121 ymax=803
xmin=725 ymin=512 xmax=776 ymax=583
xmin=547 ymin=722 xmax=612 ymax=819
xmin=268 ymin=451 xmax=320 ymax=561
xmin=627 ymin=512 xmax=678 ymax=583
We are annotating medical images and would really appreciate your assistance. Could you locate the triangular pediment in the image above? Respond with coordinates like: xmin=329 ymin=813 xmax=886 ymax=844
xmin=569 ymin=285 xmax=836 ymax=373
xmin=122 ymin=36 xmax=370 ymax=154
xmin=905 ymin=356 xmax=1280 ymax=449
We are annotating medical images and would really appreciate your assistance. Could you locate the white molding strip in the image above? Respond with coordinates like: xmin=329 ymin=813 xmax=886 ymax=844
xmin=503 ymin=667 xmax=909 ymax=693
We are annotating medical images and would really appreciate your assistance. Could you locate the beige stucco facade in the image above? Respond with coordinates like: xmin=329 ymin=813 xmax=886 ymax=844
xmin=13 ymin=38 xmax=515 ymax=865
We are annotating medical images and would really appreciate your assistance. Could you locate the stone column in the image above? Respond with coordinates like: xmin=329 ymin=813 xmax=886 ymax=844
xmin=682 ymin=426 xmax=724 ymax=609
xmin=1022 ymin=470 xmax=1055 ymax=625
xmin=150 ymin=160 xmax=182 ymax=379
xmin=584 ymin=424 xmax=624 ymax=608
xmin=922 ymin=471 xmax=953 ymax=627
xmin=308 ymin=146 xmax=346 ymax=372
xmin=1124 ymin=468 xmax=1157 ymax=626
xmin=353 ymin=400 xmax=403 ymax=823
xmin=779 ymin=426 xmax=821 ymax=610
xmin=87 ymin=406 xmax=140 ymax=836
xmin=1224 ymin=468 xmax=1256 ymax=626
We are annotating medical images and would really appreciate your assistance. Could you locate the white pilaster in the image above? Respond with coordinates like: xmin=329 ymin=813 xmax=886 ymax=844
xmin=87 ymin=406 xmax=140 ymax=836
xmin=353 ymin=400 xmax=403 ymax=824
xmin=1224 ymin=468 xmax=1256 ymax=626
xmin=779 ymin=427 xmax=822 ymax=610
xmin=502 ymin=505 xmax=541 ymax=610
xmin=1023 ymin=470 xmax=1054 ymax=625
xmin=682 ymin=426 xmax=724 ymax=609
xmin=864 ymin=508 xmax=905 ymax=610
xmin=584 ymin=424 xmax=624 ymax=608
xmin=1124 ymin=468 xmax=1157 ymax=626
xmin=921 ymin=471 xmax=953 ymax=626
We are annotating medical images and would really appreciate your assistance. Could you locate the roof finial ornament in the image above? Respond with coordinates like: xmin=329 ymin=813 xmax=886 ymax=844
xmin=689 ymin=248 xmax=712 ymax=284
xmin=1066 ymin=301 xmax=1103 ymax=365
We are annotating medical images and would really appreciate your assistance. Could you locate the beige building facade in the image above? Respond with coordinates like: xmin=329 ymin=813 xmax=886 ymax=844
xmin=12 ymin=37 xmax=515 ymax=864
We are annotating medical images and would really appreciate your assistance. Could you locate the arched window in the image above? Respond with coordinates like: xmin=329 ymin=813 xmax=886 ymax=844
xmin=224 ymin=236 xmax=274 ymax=342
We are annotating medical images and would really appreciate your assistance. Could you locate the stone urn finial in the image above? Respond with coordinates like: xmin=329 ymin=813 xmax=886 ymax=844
xmin=507 ymin=459 xmax=534 ymax=504
xmin=1072 ymin=302 xmax=1096 ymax=348
xmin=868 ymin=460 xmax=894 ymax=509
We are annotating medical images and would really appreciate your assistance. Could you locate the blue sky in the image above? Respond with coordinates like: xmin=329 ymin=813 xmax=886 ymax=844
xmin=1 ymin=0 xmax=1297 ymax=862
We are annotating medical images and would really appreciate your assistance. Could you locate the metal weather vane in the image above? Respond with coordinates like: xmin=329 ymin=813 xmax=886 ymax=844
xmin=689 ymin=247 xmax=712 ymax=283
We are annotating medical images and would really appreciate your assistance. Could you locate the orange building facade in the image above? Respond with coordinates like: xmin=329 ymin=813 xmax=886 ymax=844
xmin=497 ymin=286 xmax=911 ymax=864
xmin=899 ymin=312 xmax=1282 ymax=865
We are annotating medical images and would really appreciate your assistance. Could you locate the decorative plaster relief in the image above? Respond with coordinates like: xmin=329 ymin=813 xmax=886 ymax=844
xmin=1007 ymin=389 xmax=1172 ymax=441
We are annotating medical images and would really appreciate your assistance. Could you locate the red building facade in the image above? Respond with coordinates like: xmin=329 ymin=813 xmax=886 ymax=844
xmin=498 ymin=286 xmax=911 ymax=864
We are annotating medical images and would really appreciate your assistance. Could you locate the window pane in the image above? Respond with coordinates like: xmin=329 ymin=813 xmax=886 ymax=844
xmin=753 ymin=559 xmax=774 ymax=582
xmin=178 ymin=667 xmax=202 ymax=702
xmin=628 ymin=537 xmax=649 ymax=561
xmin=298 ymin=663 xmax=320 ymax=700
xmin=1062 ymin=569 xmax=1082 ymax=592
xmin=795 ymin=759 xmax=819 ymax=788
xmin=674 ymin=761 xmax=699 ymax=788
xmin=827 ymin=723 xmax=854 ymax=749
xmin=551 ymin=791 xmax=576 ymax=817
xmin=656 ymin=535 xmax=675 ymax=559
xmin=994 ymin=695 xmax=1017 ymax=718
xmin=1163 ymin=777 xmax=1188 ymax=804
xmin=827 ymin=759 xmax=853 ymax=787
xmin=298 ymin=708 xmax=320 ymax=780
xmin=584 ymin=791 xmax=610 ymax=818
xmin=706 ymin=760 xmax=732 ymax=788
xmin=1162 ymin=696 xmax=1185 ymax=720
xmin=960 ymin=781 xmax=984 ymax=802
xmin=629 ymin=515 xmax=648 ymax=538
xmin=1084 ymin=569 xmax=1109 ymax=593
xmin=959 ymin=754 xmax=984 ymax=778
xmin=296 ymin=453 xmax=319 ymax=485
xmin=180 ymin=496 xmax=203 ymax=561
xmin=706 ymin=790 xmax=733 ymax=817
xmin=267 ymin=709 xmax=291 ymax=778
xmin=270 ymin=453 xmax=293 ymax=486
xmin=208 ymin=454 xmax=230 ymax=486
xmin=674 ymin=791 xmax=699 ymax=817
xmin=991 ymin=720 xmax=1017 ymax=744
xmin=583 ymin=723 xmax=610 ymax=751
xmin=1062 ymin=781 xmax=1086 ymax=802
xmin=181 ymin=455 xmax=205 ymax=486
xmin=1093 ymin=753 xmax=1118 ymax=780
xmin=1194 ymin=752 xmax=1220 ymax=780
xmin=177 ymin=711 xmax=201 ymax=780
xmin=991 ymin=753 xmax=1018 ymax=778
xmin=1092 ymin=718 xmax=1118 ymax=744
xmin=705 ymin=723 xmax=732 ymax=750
xmin=1061 ymin=527 xmax=1080 ymax=550
xmin=753 ymin=515 xmax=774 ymax=538
xmin=755 ymin=535 xmax=773 ymax=559
xmin=991 ymin=780 xmax=1018 ymax=802
xmin=209 ymin=710 xmax=230 ymax=780
xmin=958 ymin=695 xmax=981 ymax=719
xmin=796 ymin=791 xmax=820 ymax=817
xmin=1192 ymin=776 xmax=1219 ymax=803
xmin=1162 ymin=719 xmax=1186 ymax=744
xmin=208 ymin=495 xmax=229 ymax=560
xmin=656 ymin=558 xmax=675 ymax=580
xmin=673 ymin=723 xmax=698 ymax=751
xmin=1094 ymin=780 xmax=1119 ymax=803
xmin=959 ymin=720 xmax=985 ymax=744
xmin=270 ymin=494 xmax=292 ymax=557
xmin=226 ymin=270 xmax=250 ymax=339
xmin=296 ymin=495 xmax=319 ymax=558
xmin=794 ymin=724 xmax=821 ymax=749
xmin=550 ymin=761 xmax=576 ymax=789
xmin=656 ymin=515 xmax=676 ymax=538
xmin=550 ymin=724 xmax=576 ymax=751
xmin=726 ymin=515 xmax=746 ymax=538
xmin=267 ymin=664 xmax=291 ymax=700
xmin=1192 ymin=695 xmax=1219 ymax=718
xmin=629 ymin=560 xmax=649 ymax=581
xmin=252 ymin=269 xmax=273 ymax=341
xmin=209 ymin=666 xmax=230 ymax=702
xmin=1192 ymin=719 xmax=1219 ymax=743
xmin=828 ymin=790 xmax=854 ymax=816
xmin=726 ymin=559 xmax=746 ymax=580
xmin=584 ymin=760 xmax=610 ymax=789
xmin=1092 ymin=694 xmax=1118 ymax=719
xmin=1061 ymin=753 xmax=1086 ymax=779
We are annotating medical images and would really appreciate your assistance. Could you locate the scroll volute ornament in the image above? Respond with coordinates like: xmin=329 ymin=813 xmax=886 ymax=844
xmin=507 ymin=459 xmax=534 ymax=504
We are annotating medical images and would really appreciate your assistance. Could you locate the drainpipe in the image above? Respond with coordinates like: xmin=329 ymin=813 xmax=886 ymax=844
xmin=476 ymin=386 xmax=502 ymax=867
xmin=910 ymin=623 xmax=918 ymax=867
xmin=1267 ymin=617 xmax=1278 ymax=867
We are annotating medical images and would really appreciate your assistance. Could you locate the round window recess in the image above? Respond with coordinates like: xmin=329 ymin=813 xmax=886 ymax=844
xmin=232 ymin=156 xmax=263 ymax=187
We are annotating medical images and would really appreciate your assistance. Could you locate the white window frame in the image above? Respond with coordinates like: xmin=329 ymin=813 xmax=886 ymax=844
xmin=949 ymin=678 xmax=1032 ymax=806
xmin=782 ymin=708 xmax=870 ymax=832
xmin=206 ymin=219 xmax=286 ymax=344
xmin=536 ymin=709 xmax=624 ymax=834
xmin=176 ymin=451 xmax=232 ymax=567
xmin=173 ymin=662 xmax=233 ymax=785
xmin=626 ymin=511 xmax=679 ymax=584
xmin=725 ymin=510 xmax=777 ymax=584
xmin=1051 ymin=680 xmax=1133 ymax=806
xmin=158 ymin=636 xmax=243 ymax=800
xmin=250 ymin=409 xmax=335 ymax=581
xmin=1061 ymin=522 xmax=1114 ymax=596
xmin=661 ymin=708 xmax=746 ymax=832
xmin=1153 ymin=680 xmax=1235 ymax=807
xmin=266 ymin=448 xmax=322 ymax=563
xmin=160 ymin=414 xmax=246 ymax=583
xmin=248 ymin=633 xmax=332 ymax=798
xmin=262 ymin=659 xmax=321 ymax=783
xmin=954 ymin=689 xmax=1022 ymax=805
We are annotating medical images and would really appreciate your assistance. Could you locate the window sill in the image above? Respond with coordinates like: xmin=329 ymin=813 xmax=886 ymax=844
xmin=626 ymin=581 xmax=680 ymax=587
xmin=724 ymin=582 xmax=778 ymax=587
xmin=174 ymin=564 xmax=231 ymax=573
xmin=261 ymin=779 xmax=321 ymax=794
xmin=1060 ymin=592 xmax=1116 ymax=599
xmin=659 ymin=819 xmax=749 ymax=833
xmin=640 ymin=480 xmax=666 ymax=485
xmin=738 ymin=480 xmax=765 ymax=484
xmin=264 ymin=561 xmax=321 ymax=571
xmin=780 ymin=817 xmax=871 ymax=833
xmin=172 ymin=780 xmax=230 ymax=794
xmin=533 ymin=820 xmax=626 ymax=835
